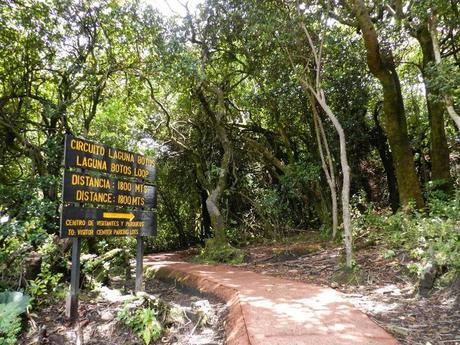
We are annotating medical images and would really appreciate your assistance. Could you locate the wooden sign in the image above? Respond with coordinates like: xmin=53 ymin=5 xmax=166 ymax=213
xmin=64 ymin=135 xmax=156 ymax=182
xmin=62 ymin=171 xmax=157 ymax=208
xmin=60 ymin=206 xmax=156 ymax=237
xmin=60 ymin=135 xmax=156 ymax=320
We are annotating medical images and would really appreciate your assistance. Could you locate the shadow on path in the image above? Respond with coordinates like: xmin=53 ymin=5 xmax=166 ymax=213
xmin=145 ymin=253 xmax=400 ymax=345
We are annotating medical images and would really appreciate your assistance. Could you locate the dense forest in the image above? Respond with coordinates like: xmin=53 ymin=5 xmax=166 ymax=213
xmin=0 ymin=0 xmax=459 ymax=344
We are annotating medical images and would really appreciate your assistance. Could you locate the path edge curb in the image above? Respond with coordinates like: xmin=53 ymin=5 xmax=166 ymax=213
xmin=148 ymin=264 xmax=252 ymax=345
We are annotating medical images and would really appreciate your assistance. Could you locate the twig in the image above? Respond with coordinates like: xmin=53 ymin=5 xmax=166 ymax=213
xmin=251 ymin=255 xmax=276 ymax=264
xmin=37 ymin=325 xmax=46 ymax=345
xmin=189 ymin=315 xmax=203 ymax=336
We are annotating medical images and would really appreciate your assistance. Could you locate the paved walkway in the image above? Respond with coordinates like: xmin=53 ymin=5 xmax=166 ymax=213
xmin=144 ymin=253 xmax=400 ymax=345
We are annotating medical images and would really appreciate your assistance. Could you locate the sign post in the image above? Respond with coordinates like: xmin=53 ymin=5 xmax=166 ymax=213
xmin=66 ymin=237 xmax=81 ymax=319
xmin=135 ymin=235 xmax=144 ymax=293
xmin=60 ymin=135 xmax=156 ymax=321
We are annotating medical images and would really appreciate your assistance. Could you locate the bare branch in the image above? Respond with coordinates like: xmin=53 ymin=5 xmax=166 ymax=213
xmin=143 ymin=77 xmax=172 ymax=136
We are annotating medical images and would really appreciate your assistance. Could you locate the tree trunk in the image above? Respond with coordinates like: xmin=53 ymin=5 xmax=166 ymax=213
xmin=311 ymin=180 xmax=333 ymax=228
xmin=370 ymin=103 xmax=399 ymax=211
xmin=291 ymin=13 xmax=353 ymax=267
xmin=245 ymin=138 xmax=286 ymax=175
xmin=313 ymin=93 xmax=353 ymax=268
xmin=428 ymin=21 xmax=460 ymax=131
xmin=198 ymin=185 xmax=212 ymax=241
xmin=415 ymin=23 xmax=453 ymax=193
xmin=196 ymin=87 xmax=232 ymax=245
xmin=353 ymin=0 xmax=425 ymax=209
xmin=310 ymin=95 xmax=338 ymax=238
xmin=428 ymin=15 xmax=460 ymax=132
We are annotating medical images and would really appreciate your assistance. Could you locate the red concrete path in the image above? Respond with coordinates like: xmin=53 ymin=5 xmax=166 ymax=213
xmin=145 ymin=253 xmax=400 ymax=345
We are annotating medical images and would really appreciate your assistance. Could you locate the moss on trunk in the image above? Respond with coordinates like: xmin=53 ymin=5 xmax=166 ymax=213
xmin=415 ymin=24 xmax=452 ymax=193
xmin=353 ymin=0 xmax=425 ymax=209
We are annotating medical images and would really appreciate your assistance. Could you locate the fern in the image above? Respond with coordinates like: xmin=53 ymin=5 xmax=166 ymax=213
xmin=0 ymin=291 xmax=30 ymax=345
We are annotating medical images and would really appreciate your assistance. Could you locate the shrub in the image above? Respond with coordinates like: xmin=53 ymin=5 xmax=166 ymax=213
xmin=26 ymin=235 xmax=65 ymax=305
xmin=0 ymin=219 xmax=47 ymax=290
xmin=0 ymin=291 xmax=30 ymax=345
xmin=357 ymin=194 xmax=460 ymax=280
xmin=117 ymin=296 xmax=164 ymax=345
xmin=196 ymin=238 xmax=245 ymax=264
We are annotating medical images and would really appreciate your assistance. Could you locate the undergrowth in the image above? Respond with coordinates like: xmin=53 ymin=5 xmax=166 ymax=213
xmin=117 ymin=295 xmax=166 ymax=345
xmin=332 ymin=260 xmax=365 ymax=285
xmin=195 ymin=238 xmax=245 ymax=264
xmin=353 ymin=191 xmax=460 ymax=284
xmin=0 ymin=291 xmax=29 ymax=345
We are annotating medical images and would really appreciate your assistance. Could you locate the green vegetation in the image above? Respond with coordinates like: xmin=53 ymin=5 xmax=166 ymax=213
xmin=117 ymin=296 xmax=165 ymax=345
xmin=196 ymin=238 xmax=245 ymax=264
xmin=332 ymin=261 xmax=365 ymax=286
xmin=81 ymin=248 xmax=131 ymax=288
xmin=357 ymin=193 xmax=460 ymax=282
xmin=0 ymin=291 xmax=29 ymax=345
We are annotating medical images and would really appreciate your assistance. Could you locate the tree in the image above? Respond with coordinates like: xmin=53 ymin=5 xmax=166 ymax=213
xmin=279 ymin=3 xmax=353 ymax=266
xmin=0 ymin=0 xmax=163 ymax=233
xmin=428 ymin=13 xmax=460 ymax=132
xmin=385 ymin=0 xmax=454 ymax=193
xmin=349 ymin=0 xmax=425 ymax=209
xmin=413 ymin=21 xmax=453 ymax=192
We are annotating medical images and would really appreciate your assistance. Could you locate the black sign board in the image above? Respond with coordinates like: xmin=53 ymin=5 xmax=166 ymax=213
xmin=63 ymin=171 xmax=157 ymax=208
xmin=64 ymin=135 xmax=156 ymax=182
xmin=60 ymin=206 xmax=156 ymax=238
xmin=61 ymin=135 xmax=157 ymax=320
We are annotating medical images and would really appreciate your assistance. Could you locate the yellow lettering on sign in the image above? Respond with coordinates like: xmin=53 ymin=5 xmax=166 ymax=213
xmin=96 ymin=220 xmax=120 ymax=226
xmin=117 ymin=195 xmax=144 ymax=206
xmin=76 ymin=156 xmax=107 ymax=171
xmin=65 ymin=219 xmax=85 ymax=226
xmin=96 ymin=229 xmax=113 ymax=235
xmin=137 ymin=156 xmax=155 ymax=167
xmin=117 ymin=181 xmax=132 ymax=191
xmin=71 ymin=174 xmax=111 ymax=189
xmin=110 ymin=162 xmax=132 ymax=175
xmin=125 ymin=221 xmax=144 ymax=227
xmin=70 ymin=139 xmax=105 ymax=156
xmin=75 ymin=190 xmax=113 ymax=203
xmin=133 ymin=168 xmax=148 ymax=178
xmin=113 ymin=229 xmax=130 ymax=235
xmin=108 ymin=148 xmax=134 ymax=163
xmin=77 ymin=229 xmax=94 ymax=235
xmin=134 ymin=184 xmax=144 ymax=193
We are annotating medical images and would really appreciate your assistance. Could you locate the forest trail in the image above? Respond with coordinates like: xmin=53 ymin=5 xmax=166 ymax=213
xmin=144 ymin=253 xmax=400 ymax=345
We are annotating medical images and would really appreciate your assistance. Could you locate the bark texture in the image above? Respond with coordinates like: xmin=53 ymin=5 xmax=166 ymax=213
xmin=292 ymin=11 xmax=353 ymax=267
xmin=428 ymin=15 xmax=460 ymax=132
xmin=196 ymin=87 xmax=232 ymax=245
xmin=353 ymin=0 xmax=424 ymax=209
xmin=415 ymin=23 xmax=452 ymax=193
xmin=313 ymin=92 xmax=353 ymax=268
xmin=370 ymin=103 xmax=400 ymax=211
xmin=311 ymin=95 xmax=338 ymax=238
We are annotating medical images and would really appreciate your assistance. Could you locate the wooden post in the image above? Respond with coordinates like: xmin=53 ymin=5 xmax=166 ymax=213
xmin=66 ymin=237 xmax=81 ymax=320
xmin=135 ymin=235 xmax=144 ymax=293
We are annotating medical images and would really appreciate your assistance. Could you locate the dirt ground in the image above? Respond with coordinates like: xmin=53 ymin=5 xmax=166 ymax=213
xmin=231 ymin=239 xmax=460 ymax=345
xmin=19 ymin=278 xmax=227 ymax=345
